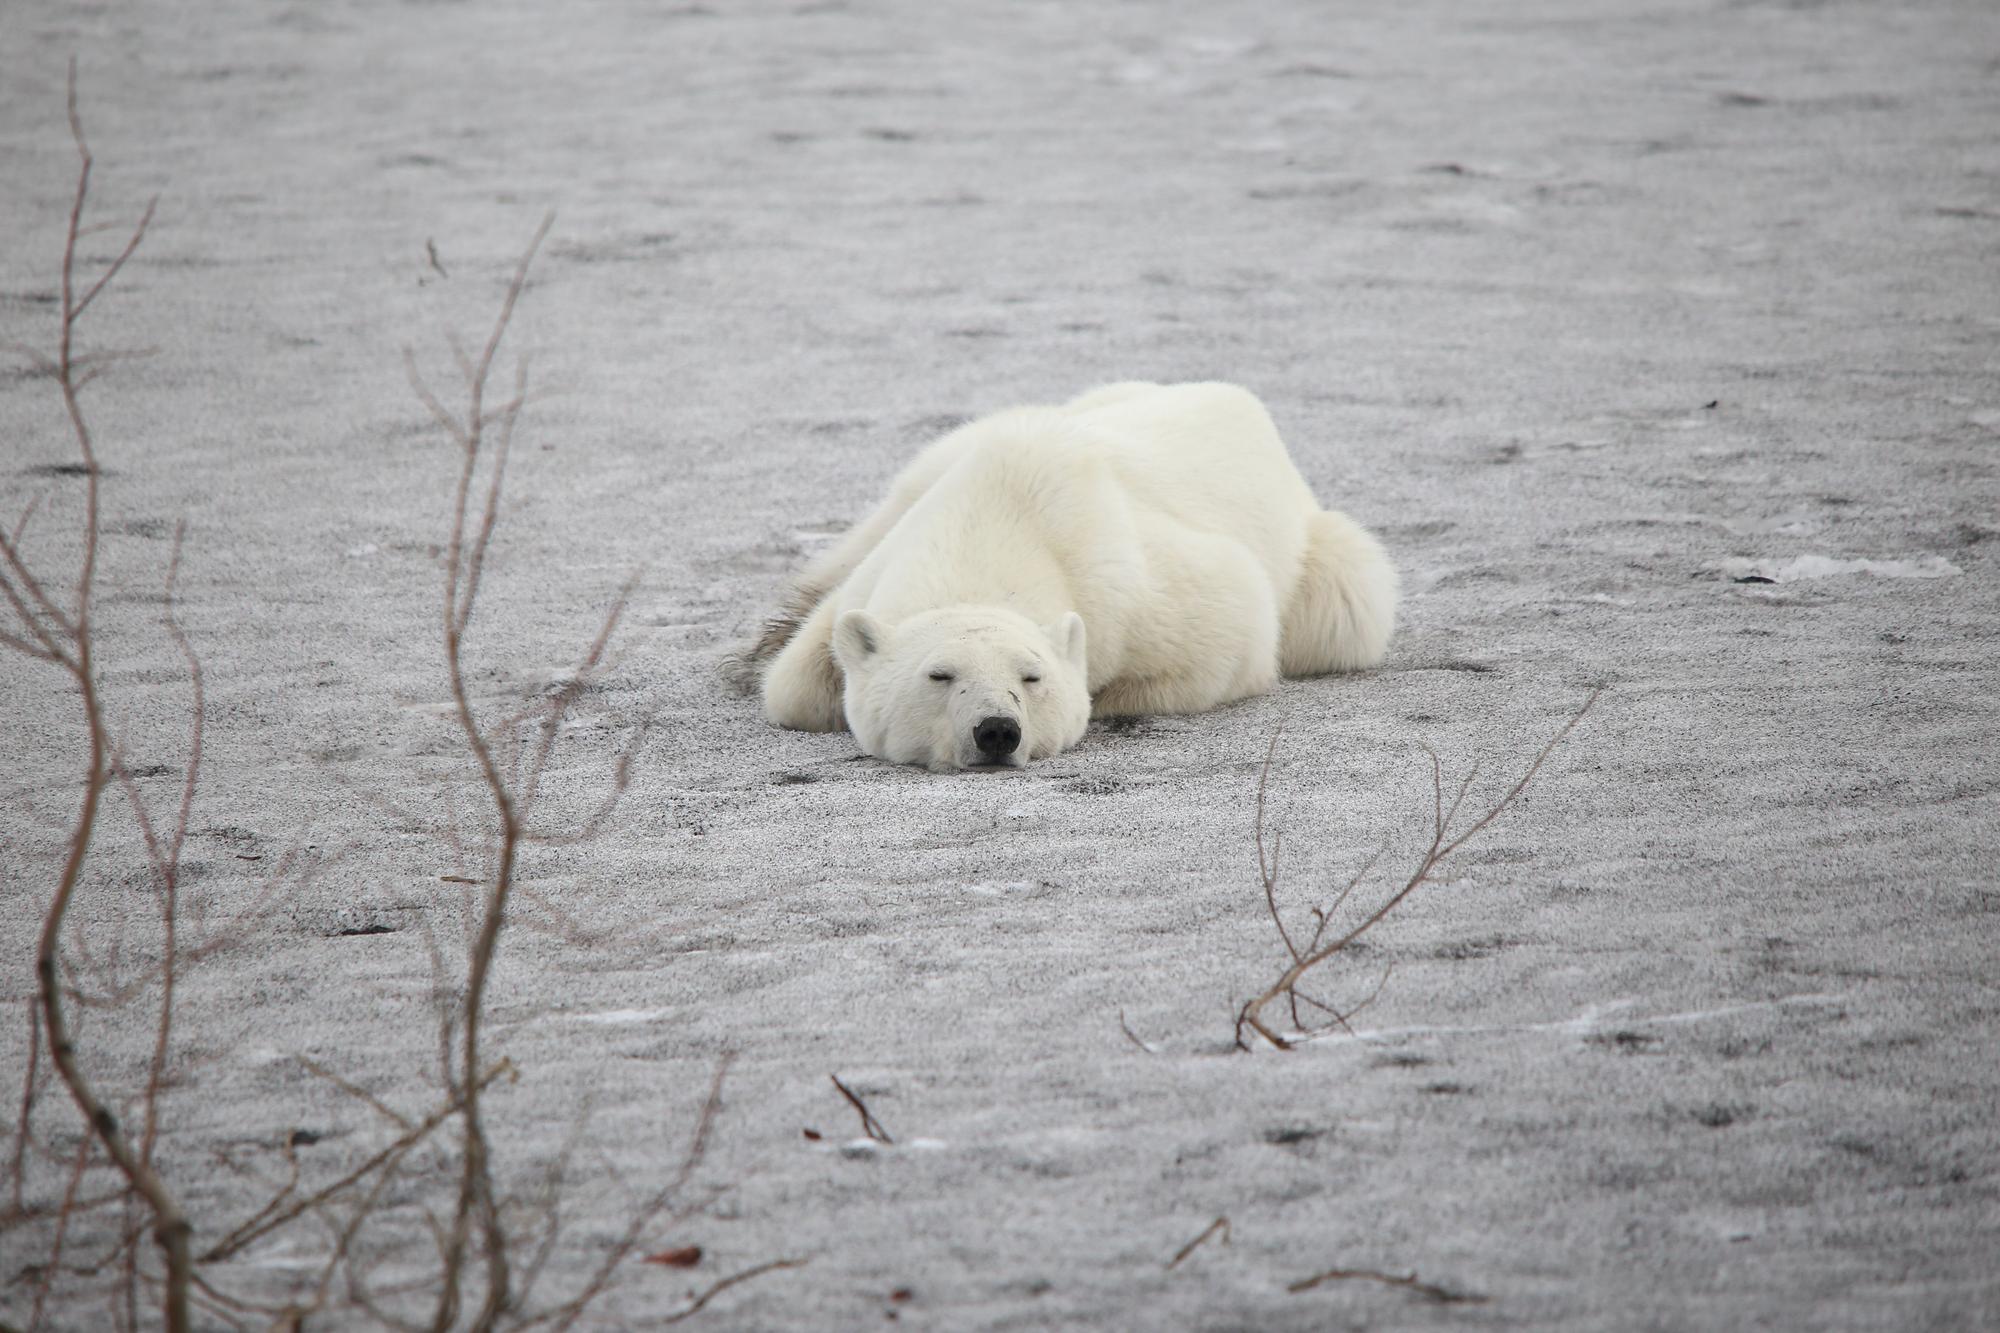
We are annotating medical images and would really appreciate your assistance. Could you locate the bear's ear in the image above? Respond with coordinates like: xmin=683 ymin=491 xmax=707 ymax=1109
xmin=832 ymin=610 xmax=887 ymax=671
xmin=1047 ymin=611 xmax=1086 ymax=674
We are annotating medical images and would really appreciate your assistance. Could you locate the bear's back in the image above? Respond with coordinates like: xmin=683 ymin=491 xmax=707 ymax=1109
xmin=1065 ymin=382 xmax=1316 ymax=582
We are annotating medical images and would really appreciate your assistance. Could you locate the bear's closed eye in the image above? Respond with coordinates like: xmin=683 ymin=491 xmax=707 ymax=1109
xmin=928 ymin=670 xmax=954 ymax=682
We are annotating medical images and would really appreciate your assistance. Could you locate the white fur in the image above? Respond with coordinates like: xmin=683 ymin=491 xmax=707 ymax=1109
xmin=758 ymin=381 xmax=1398 ymax=769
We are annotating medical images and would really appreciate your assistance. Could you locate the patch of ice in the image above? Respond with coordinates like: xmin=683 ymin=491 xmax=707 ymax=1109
xmin=573 ymin=1008 xmax=672 ymax=1025
xmin=1278 ymin=992 xmax=1851 ymax=1050
xmin=1226 ymin=133 xmax=1292 ymax=154
xmin=1426 ymin=195 xmax=1523 ymax=226
xmin=345 ymin=542 xmax=378 ymax=558
xmin=1695 ymin=1211 xmax=1766 ymax=1244
xmin=963 ymin=880 xmax=1037 ymax=896
xmin=1180 ymin=35 xmax=1260 ymax=58
xmin=1719 ymin=554 xmax=1961 ymax=583
xmin=830 ymin=1136 xmax=945 ymax=1155
xmin=1725 ymin=510 xmax=1820 ymax=537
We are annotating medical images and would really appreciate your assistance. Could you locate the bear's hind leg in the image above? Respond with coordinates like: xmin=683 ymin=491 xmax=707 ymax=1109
xmin=1093 ymin=533 xmax=1280 ymax=717
xmin=760 ymin=605 xmax=846 ymax=731
xmin=1092 ymin=643 xmax=1279 ymax=718
xmin=1279 ymin=509 xmax=1398 ymax=675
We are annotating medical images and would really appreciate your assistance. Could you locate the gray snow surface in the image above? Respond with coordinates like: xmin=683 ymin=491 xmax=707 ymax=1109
xmin=2 ymin=0 xmax=1997 ymax=1329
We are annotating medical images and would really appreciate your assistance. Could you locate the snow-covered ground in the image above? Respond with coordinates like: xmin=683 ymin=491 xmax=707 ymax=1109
xmin=3 ymin=0 xmax=1997 ymax=1327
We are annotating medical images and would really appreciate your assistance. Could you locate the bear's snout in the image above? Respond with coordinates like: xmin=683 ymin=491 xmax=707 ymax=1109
xmin=973 ymin=714 xmax=1022 ymax=761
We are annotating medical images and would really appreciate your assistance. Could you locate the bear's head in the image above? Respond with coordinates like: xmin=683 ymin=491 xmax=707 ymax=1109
xmin=831 ymin=606 xmax=1090 ymax=771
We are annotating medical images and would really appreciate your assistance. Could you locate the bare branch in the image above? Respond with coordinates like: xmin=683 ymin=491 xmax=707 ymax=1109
xmin=199 ymin=1058 xmax=513 ymax=1264
xmin=1254 ymin=725 xmax=1301 ymax=965
xmin=30 ymin=59 xmax=193 ymax=1333
xmin=8 ymin=341 xmax=60 ymax=377
xmin=138 ymin=522 xmax=200 ymax=1175
xmin=451 ymin=364 xmax=527 ymax=644
xmin=0 ymin=526 xmax=75 ymax=652
xmin=0 ymin=620 xmax=65 ymax=663
xmin=69 ymin=197 xmax=157 ymax=326
xmin=28 ymin=1132 xmax=95 ymax=1333
xmin=829 ymin=1075 xmax=893 ymax=1144
xmin=295 ymin=1056 xmax=416 ymax=1133
xmin=1166 ymin=1216 xmax=1230 ymax=1270
xmin=1236 ymin=689 xmax=1602 ymax=1051
xmin=526 ymin=1053 xmax=735 ymax=1333
xmin=657 ymin=1258 xmax=809 ymax=1326
xmin=516 ymin=576 xmax=638 ymax=818
xmin=1287 ymin=1265 xmax=1484 ymax=1303
xmin=7 ymin=999 xmax=44 ymax=1220
xmin=424 ymin=212 xmax=554 ymax=1333
xmin=506 ymin=1110 xmax=591 ymax=1320
xmin=404 ymin=350 xmax=468 ymax=446
xmin=12 ymin=488 xmax=48 ymax=545
xmin=1116 ymin=1008 xmax=1156 ymax=1056
xmin=1301 ymin=844 xmax=1385 ymax=958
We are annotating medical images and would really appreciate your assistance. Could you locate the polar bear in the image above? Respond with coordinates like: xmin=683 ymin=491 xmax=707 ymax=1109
xmin=730 ymin=382 xmax=1397 ymax=770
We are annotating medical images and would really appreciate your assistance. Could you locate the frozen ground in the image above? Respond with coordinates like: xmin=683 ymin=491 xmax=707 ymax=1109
xmin=3 ymin=0 xmax=1998 ymax=1328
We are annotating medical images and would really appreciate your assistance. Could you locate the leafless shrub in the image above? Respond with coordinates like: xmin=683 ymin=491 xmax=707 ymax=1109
xmin=5 ymin=74 xmax=773 ymax=1332
xmin=1235 ymin=689 xmax=1601 ymax=1051
xmin=397 ymin=213 xmax=646 ymax=1331
xmin=381 ymin=216 xmax=789 ymax=1330
xmin=1 ymin=60 xmax=192 ymax=1333
xmin=1 ymin=68 xmax=340 ymax=1332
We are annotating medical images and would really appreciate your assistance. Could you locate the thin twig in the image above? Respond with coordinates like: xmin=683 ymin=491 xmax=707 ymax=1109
xmin=0 ymin=524 xmax=73 ymax=661
xmin=292 ymin=1121 xmax=429 ymax=1330
xmin=29 ymin=1133 xmax=94 ymax=1333
xmin=1286 ymin=1265 xmax=1484 ymax=1303
xmin=1254 ymin=727 xmax=1301 ymax=964
xmin=12 ymin=487 xmax=47 ymax=543
xmin=405 ymin=351 xmax=467 ymax=446
xmin=505 ymin=1109 xmax=592 ymax=1322
xmin=130 ymin=522 xmax=202 ymax=1177
xmin=829 ymin=1075 xmax=892 ymax=1144
xmin=6 ymin=999 xmax=42 ymax=1218
xmin=199 ymin=1059 xmax=512 ymax=1263
xmin=527 ymin=1053 xmax=736 ymax=1333
xmin=1166 ymin=1216 xmax=1230 ymax=1270
xmin=1301 ymin=845 xmax=1384 ymax=958
xmin=658 ymin=1258 xmax=809 ymax=1325
xmin=1116 ymin=1009 xmax=1156 ymax=1056
xmin=295 ymin=1056 xmax=415 ymax=1132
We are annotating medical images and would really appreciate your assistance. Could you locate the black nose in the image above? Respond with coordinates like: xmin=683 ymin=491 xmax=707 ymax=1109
xmin=973 ymin=715 xmax=1021 ymax=758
